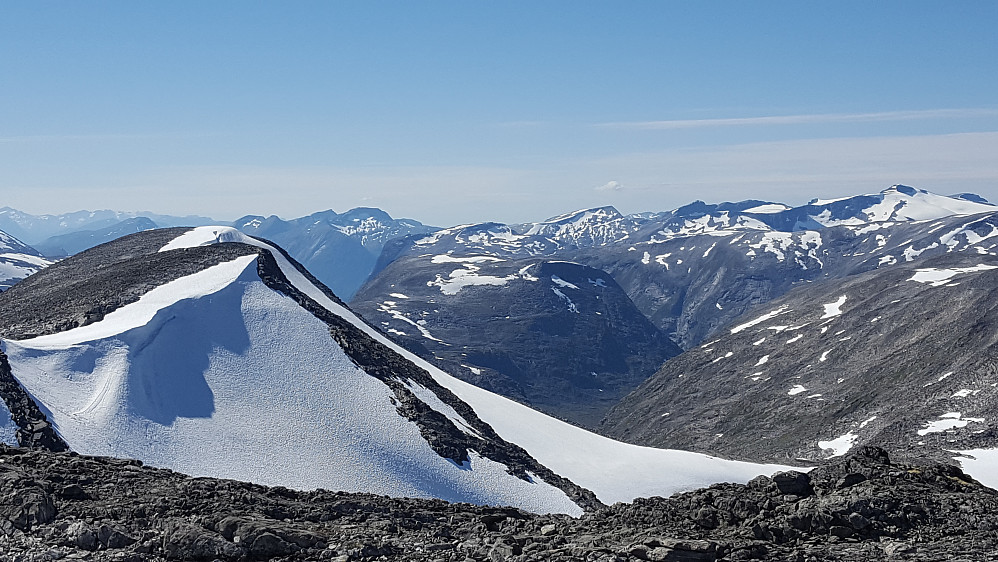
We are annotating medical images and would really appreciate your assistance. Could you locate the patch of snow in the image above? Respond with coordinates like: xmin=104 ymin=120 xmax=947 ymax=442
xmin=819 ymin=350 xmax=831 ymax=362
xmin=917 ymin=413 xmax=985 ymax=436
xmin=389 ymin=293 xmax=410 ymax=299
xmin=551 ymin=287 xmax=580 ymax=314
xmin=743 ymin=203 xmax=791 ymax=214
xmin=550 ymin=275 xmax=579 ymax=290
xmin=641 ymin=251 xmax=651 ymax=265
xmin=517 ymin=264 xmax=539 ymax=282
xmin=430 ymin=254 xmax=505 ymax=264
xmin=821 ymin=295 xmax=847 ymax=319
xmin=952 ymin=389 xmax=980 ymax=398
xmin=377 ymin=300 xmax=444 ymax=342
xmin=908 ymin=264 xmax=998 ymax=287
xmin=748 ymin=232 xmax=794 ymax=261
xmin=730 ymin=305 xmax=790 ymax=334
xmin=711 ymin=351 xmax=734 ymax=364
xmin=786 ymin=334 xmax=803 ymax=344
xmin=859 ymin=416 xmax=877 ymax=428
xmin=903 ymin=242 xmax=939 ymax=262
xmin=788 ymin=385 xmax=807 ymax=396
xmin=755 ymin=355 xmax=769 ymax=366
xmin=818 ymin=432 xmax=858 ymax=458
xmin=955 ymin=448 xmax=998 ymax=490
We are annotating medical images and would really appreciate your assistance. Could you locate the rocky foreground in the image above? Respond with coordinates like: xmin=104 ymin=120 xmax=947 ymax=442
xmin=0 ymin=445 xmax=995 ymax=562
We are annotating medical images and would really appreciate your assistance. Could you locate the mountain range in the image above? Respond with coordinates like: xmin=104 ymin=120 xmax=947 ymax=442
xmin=0 ymin=226 xmax=793 ymax=517
xmin=3 ymin=184 xmax=998 ymax=559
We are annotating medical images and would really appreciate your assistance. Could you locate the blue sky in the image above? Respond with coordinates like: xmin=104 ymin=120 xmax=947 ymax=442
xmin=2 ymin=1 xmax=997 ymax=226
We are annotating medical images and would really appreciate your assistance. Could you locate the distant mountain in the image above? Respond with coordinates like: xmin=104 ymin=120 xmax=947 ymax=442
xmin=0 ymin=207 xmax=214 ymax=245
xmin=234 ymin=207 xmax=436 ymax=300
xmin=367 ymin=185 xmax=997 ymax=349
xmin=601 ymin=251 xmax=998 ymax=475
xmin=0 ymin=228 xmax=51 ymax=291
xmin=0 ymin=226 xmax=792 ymax=515
xmin=352 ymin=257 xmax=680 ymax=428
xmin=32 ymin=217 xmax=158 ymax=257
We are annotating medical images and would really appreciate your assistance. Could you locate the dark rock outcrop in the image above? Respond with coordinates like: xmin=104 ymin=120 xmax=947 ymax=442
xmin=0 ymin=445 xmax=995 ymax=561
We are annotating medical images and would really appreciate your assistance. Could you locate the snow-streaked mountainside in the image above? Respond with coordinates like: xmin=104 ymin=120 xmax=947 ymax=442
xmin=601 ymin=251 xmax=998 ymax=488
xmin=352 ymin=257 xmax=681 ymax=428
xmin=0 ymin=228 xmax=51 ymax=291
xmin=363 ymin=185 xmax=997 ymax=350
xmin=0 ymin=227 xmax=794 ymax=515
xmin=233 ymin=208 xmax=436 ymax=300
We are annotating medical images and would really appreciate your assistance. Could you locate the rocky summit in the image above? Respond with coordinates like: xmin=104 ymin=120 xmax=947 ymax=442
xmin=0 ymin=445 xmax=995 ymax=561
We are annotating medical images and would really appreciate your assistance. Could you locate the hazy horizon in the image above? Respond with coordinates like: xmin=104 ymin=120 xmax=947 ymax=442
xmin=3 ymin=2 xmax=997 ymax=226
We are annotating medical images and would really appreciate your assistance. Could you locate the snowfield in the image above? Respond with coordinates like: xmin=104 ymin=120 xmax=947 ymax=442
xmin=4 ymin=226 xmax=797 ymax=515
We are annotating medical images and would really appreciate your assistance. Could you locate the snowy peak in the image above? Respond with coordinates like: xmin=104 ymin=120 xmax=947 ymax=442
xmin=524 ymin=206 xmax=631 ymax=247
xmin=802 ymin=184 xmax=995 ymax=227
xmin=233 ymin=208 xmax=436 ymax=300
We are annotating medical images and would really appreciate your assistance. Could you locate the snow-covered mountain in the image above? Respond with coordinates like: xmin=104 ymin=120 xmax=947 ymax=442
xmin=234 ymin=208 xmax=436 ymax=300
xmin=601 ymin=251 xmax=998 ymax=487
xmin=0 ymin=229 xmax=51 ymax=291
xmin=0 ymin=227 xmax=794 ymax=515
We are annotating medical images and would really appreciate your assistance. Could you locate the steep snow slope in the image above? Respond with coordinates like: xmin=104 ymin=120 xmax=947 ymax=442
xmin=161 ymin=227 xmax=795 ymax=504
xmin=2 ymin=226 xmax=794 ymax=514
xmin=3 ymin=253 xmax=581 ymax=515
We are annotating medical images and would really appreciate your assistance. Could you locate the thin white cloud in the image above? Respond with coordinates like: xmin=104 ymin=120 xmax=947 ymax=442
xmin=599 ymin=108 xmax=998 ymax=130
xmin=595 ymin=180 xmax=623 ymax=192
